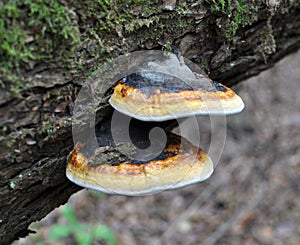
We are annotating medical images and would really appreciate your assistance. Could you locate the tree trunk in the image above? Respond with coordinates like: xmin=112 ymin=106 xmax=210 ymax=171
xmin=0 ymin=0 xmax=299 ymax=243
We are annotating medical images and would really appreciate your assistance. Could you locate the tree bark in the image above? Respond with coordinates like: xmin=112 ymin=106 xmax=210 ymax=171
xmin=0 ymin=0 xmax=300 ymax=243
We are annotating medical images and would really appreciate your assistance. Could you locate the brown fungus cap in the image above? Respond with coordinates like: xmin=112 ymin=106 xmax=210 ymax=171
xmin=109 ymin=71 xmax=244 ymax=121
xmin=66 ymin=133 xmax=213 ymax=196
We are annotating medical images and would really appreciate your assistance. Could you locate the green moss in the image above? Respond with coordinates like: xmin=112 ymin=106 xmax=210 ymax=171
xmin=1 ymin=0 xmax=195 ymax=95
xmin=74 ymin=0 xmax=193 ymax=73
xmin=0 ymin=0 xmax=162 ymax=94
xmin=43 ymin=118 xmax=54 ymax=134
xmin=0 ymin=2 xmax=34 ymax=93
xmin=92 ymin=0 xmax=190 ymax=44
xmin=25 ymin=0 xmax=80 ymax=56
xmin=210 ymin=0 xmax=229 ymax=12
xmin=0 ymin=0 xmax=80 ymax=95
xmin=209 ymin=0 xmax=257 ymax=40
xmin=91 ymin=0 xmax=160 ymax=37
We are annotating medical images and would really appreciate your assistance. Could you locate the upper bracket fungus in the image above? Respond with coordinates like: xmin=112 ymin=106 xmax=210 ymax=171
xmin=109 ymin=71 xmax=244 ymax=121
xmin=66 ymin=49 xmax=244 ymax=196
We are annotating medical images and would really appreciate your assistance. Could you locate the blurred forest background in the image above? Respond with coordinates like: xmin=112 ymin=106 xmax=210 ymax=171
xmin=14 ymin=50 xmax=299 ymax=245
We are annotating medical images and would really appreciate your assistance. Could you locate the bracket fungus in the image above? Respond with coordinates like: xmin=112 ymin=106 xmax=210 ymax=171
xmin=67 ymin=132 xmax=213 ymax=196
xmin=109 ymin=71 xmax=244 ymax=121
xmin=66 ymin=50 xmax=244 ymax=196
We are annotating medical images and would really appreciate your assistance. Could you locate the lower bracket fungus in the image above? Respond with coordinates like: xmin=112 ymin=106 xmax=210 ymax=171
xmin=67 ymin=131 xmax=213 ymax=196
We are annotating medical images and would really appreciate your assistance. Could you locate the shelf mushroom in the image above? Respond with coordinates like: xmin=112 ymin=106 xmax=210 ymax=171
xmin=109 ymin=71 xmax=244 ymax=121
xmin=67 ymin=69 xmax=244 ymax=196
xmin=67 ymin=132 xmax=213 ymax=196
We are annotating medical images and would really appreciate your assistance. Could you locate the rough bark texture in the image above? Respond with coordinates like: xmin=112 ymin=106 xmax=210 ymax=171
xmin=0 ymin=0 xmax=300 ymax=244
